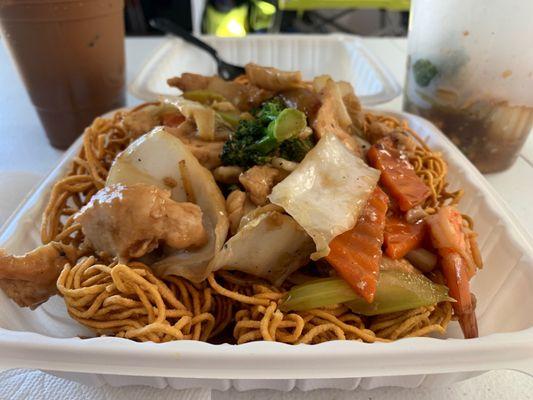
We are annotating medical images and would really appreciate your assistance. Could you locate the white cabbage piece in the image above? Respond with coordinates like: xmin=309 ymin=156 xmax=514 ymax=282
xmin=107 ymin=126 xmax=229 ymax=281
xmin=210 ymin=210 xmax=315 ymax=286
xmin=269 ymin=132 xmax=380 ymax=260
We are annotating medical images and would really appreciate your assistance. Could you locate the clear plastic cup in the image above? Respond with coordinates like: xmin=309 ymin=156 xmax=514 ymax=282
xmin=403 ymin=0 xmax=533 ymax=173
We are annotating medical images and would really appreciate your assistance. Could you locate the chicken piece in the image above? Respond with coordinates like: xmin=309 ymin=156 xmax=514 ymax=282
xmin=312 ymin=77 xmax=362 ymax=155
xmin=337 ymin=81 xmax=365 ymax=134
xmin=364 ymin=115 xmax=418 ymax=154
xmin=166 ymin=118 xmax=227 ymax=170
xmin=365 ymin=119 xmax=390 ymax=144
xmin=123 ymin=109 xmax=159 ymax=137
xmin=225 ymin=190 xmax=255 ymax=235
xmin=239 ymin=165 xmax=284 ymax=206
xmin=390 ymin=131 xmax=418 ymax=155
xmin=0 ymin=242 xmax=69 ymax=308
xmin=279 ymin=87 xmax=321 ymax=123
xmin=244 ymin=63 xmax=302 ymax=91
xmin=176 ymin=135 xmax=224 ymax=170
xmin=168 ymin=73 xmax=211 ymax=91
xmin=122 ymin=103 xmax=185 ymax=137
xmin=167 ymin=73 xmax=273 ymax=111
xmin=75 ymin=183 xmax=207 ymax=259
xmin=213 ymin=166 xmax=243 ymax=184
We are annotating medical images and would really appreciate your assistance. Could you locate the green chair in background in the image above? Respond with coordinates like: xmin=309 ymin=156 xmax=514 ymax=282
xmin=201 ymin=0 xmax=410 ymax=37
xmin=203 ymin=0 xmax=278 ymax=37
xmin=277 ymin=0 xmax=410 ymax=35
xmin=278 ymin=0 xmax=409 ymax=11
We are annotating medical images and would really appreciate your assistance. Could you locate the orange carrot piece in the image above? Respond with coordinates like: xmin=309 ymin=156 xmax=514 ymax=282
xmin=367 ymin=137 xmax=431 ymax=212
xmin=384 ymin=216 xmax=426 ymax=259
xmin=326 ymin=187 xmax=389 ymax=303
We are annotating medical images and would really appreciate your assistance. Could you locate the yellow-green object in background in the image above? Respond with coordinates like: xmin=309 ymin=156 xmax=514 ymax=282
xmin=278 ymin=0 xmax=410 ymax=11
xmin=203 ymin=3 xmax=249 ymax=37
xmin=250 ymin=0 xmax=277 ymax=31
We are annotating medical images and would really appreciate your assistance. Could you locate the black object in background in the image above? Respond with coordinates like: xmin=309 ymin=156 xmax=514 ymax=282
xmin=150 ymin=17 xmax=245 ymax=80
xmin=124 ymin=0 xmax=192 ymax=35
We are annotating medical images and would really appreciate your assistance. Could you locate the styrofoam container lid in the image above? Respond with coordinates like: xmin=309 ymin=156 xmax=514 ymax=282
xmin=129 ymin=34 xmax=401 ymax=106
xmin=0 ymin=110 xmax=532 ymax=390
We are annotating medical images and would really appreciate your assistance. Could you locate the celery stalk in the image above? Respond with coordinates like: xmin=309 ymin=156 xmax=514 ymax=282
xmin=280 ymin=270 xmax=453 ymax=315
xmin=183 ymin=90 xmax=226 ymax=104
xmin=217 ymin=111 xmax=241 ymax=128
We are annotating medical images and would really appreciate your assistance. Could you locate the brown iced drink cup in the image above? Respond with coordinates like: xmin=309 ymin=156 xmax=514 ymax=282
xmin=0 ymin=0 xmax=125 ymax=149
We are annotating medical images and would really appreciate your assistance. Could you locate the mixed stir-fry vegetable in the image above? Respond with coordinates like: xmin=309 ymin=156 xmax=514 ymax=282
xmin=141 ymin=66 xmax=481 ymax=338
xmin=221 ymin=99 xmax=312 ymax=167
xmin=0 ymin=63 xmax=483 ymax=342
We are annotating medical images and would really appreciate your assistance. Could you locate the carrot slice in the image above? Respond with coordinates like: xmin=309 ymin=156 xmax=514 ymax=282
xmin=326 ymin=187 xmax=388 ymax=303
xmin=367 ymin=137 xmax=431 ymax=212
xmin=384 ymin=216 xmax=426 ymax=259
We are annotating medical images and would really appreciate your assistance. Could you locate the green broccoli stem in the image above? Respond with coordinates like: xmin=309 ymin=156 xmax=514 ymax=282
xmin=249 ymin=134 xmax=279 ymax=154
xmin=249 ymin=108 xmax=307 ymax=154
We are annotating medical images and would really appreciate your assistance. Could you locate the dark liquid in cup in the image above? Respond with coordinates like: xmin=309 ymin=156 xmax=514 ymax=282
xmin=403 ymin=58 xmax=533 ymax=173
xmin=0 ymin=0 xmax=126 ymax=149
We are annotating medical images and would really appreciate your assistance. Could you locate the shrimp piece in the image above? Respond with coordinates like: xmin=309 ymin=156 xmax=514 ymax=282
xmin=426 ymin=206 xmax=480 ymax=338
xmin=440 ymin=249 xmax=478 ymax=339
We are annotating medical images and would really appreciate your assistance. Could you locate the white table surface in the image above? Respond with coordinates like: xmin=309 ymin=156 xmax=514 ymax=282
xmin=0 ymin=36 xmax=532 ymax=399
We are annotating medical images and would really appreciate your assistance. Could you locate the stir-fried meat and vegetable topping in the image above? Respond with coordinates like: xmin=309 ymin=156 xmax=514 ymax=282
xmin=0 ymin=63 xmax=483 ymax=343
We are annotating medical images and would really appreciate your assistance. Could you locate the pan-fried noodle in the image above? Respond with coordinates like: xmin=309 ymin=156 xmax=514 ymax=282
xmin=57 ymin=257 xmax=229 ymax=342
xmin=44 ymin=105 xmax=456 ymax=343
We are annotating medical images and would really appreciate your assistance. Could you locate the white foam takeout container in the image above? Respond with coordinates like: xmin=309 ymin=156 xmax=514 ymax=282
xmin=129 ymin=34 xmax=401 ymax=106
xmin=0 ymin=110 xmax=532 ymax=391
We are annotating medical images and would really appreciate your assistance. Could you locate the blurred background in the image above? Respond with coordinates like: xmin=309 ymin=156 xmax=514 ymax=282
xmin=124 ymin=0 xmax=410 ymax=37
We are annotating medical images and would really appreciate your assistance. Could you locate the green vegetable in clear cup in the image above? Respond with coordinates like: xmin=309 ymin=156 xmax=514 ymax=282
xmin=413 ymin=59 xmax=438 ymax=87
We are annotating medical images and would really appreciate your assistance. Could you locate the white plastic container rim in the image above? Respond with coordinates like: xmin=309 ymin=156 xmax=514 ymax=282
xmin=0 ymin=111 xmax=532 ymax=389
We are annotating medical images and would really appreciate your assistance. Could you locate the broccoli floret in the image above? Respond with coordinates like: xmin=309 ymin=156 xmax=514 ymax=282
xmin=413 ymin=59 xmax=438 ymax=87
xmin=254 ymin=98 xmax=285 ymax=125
xmin=220 ymin=119 xmax=271 ymax=167
xmin=220 ymin=100 xmax=311 ymax=168
xmin=278 ymin=138 xmax=314 ymax=162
